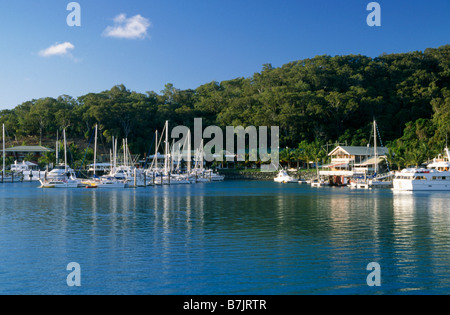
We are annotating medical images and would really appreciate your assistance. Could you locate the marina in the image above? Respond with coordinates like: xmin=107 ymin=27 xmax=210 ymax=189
xmin=0 ymin=1 xmax=449 ymax=297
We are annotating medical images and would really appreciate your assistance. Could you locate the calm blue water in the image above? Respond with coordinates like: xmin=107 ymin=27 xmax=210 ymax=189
xmin=0 ymin=181 xmax=449 ymax=295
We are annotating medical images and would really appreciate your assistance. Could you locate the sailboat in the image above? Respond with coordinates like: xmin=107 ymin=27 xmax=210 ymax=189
xmin=147 ymin=121 xmax=181 ymax=185
xmin=39 ymin=129 xmax=80 ymax=188
xmin=368 ymin=120 xmax=393 ymax=188
xmin=81 ymin=125 xmax=126 ymax=188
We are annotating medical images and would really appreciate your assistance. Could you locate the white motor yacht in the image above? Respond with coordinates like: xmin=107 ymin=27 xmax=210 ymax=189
xmin=393 ymin=147 xmax=450 ymax=191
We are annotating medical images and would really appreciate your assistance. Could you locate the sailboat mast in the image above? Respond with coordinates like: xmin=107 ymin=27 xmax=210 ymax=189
xmin=110 ymin=149 xmax=113 ymax=174
xmin=94 ymin=124 xmax=98 ymax=177
xmin=187 ymin=129 xmax=191 ymax=173
xmin=125 ymin=138 xmax=129 ymax=167
xmin=165 ymin=121 xmax=169 ymax=174
xmin=374 ymin=119 xmax=378 ymax=175
xmin=123 ymin=139 xmax=126 ymax=167
xmin=56 ymin=130 xmax=59 ymax=165
xmin=64 ymin=129 xmax=67 ymax=172
xmin=171 ymin=139 xmax=175 ymax=172
xmin=114 ymin=138 xmax=118 ymax=169
xmin=155 ymin=130 xmax=158 ymax=170
xmin=112 ymin=136 xmax=115 ymax=171
xmin=2 ymin=124 xmax=5 ymax=179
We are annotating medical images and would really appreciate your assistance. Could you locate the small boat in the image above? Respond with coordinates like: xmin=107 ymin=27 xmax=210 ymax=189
xmin=85 ymin=183 xmax=98 ymax=189
xmin=274 ymin=170 xmax=298 ymax=183
xmin=39 ymin=180 xmax=78 ymax=188
xmin=311 ymin=181 xmax=321 ymax=187
xmin=40 ymin=183 xmax=55 ymax=189
xmin=349 ymin=178 xmax=370 ymax=189
xmin=311 ymin=179 xmax=329 ymax=187
xmin=357 ymin=183 xmax=370 ymax=189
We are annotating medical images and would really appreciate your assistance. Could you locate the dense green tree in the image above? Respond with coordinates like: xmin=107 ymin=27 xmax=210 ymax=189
xmin=1 ymin=45 xmax=449 ymax=168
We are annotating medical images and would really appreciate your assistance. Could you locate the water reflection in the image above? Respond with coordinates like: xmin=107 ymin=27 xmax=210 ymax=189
xmin=392 ymin=192 xmax=450 ymax=292
xmin=1 ymin=182 xmax=449 ymax=294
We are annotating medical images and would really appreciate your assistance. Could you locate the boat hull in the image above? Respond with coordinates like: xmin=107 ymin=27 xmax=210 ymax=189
xmin=393 ymin=179 xmax=450 ymax=191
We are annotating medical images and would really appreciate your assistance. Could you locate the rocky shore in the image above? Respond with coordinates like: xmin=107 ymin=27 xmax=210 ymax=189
xmin=220 ymin=170 xmax=316 ymax=181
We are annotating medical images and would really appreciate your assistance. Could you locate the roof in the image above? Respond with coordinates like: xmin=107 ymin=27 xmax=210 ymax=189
xmin=328 ymin=146 xmax=388 ymax=157
xmin=5 ymin=146 xmax=54 ymax=153
xmin=355 ymin=156 xmax=387 ymax=166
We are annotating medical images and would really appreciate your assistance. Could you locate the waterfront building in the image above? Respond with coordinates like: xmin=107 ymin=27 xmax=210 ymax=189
xmin=320 ymin=145 xmax=389 ymax=185
xmin=4 ymin=145 xmax=54 ymax=162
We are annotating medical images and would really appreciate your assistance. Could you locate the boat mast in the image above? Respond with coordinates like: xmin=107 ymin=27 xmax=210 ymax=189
xmin=171 ymin=139 xmax=175 ymax=173
xmin=115 ymin=138 xmax=118 ymax=169
xmin=126 ymin=139 xmax=128 ymax=167
xmin=110 ymin=149 xmax=113 ymax=174
xmin=154 ymin=130 xmax=158 ymax=170
xmin=200 ymin=139 xmax=204 ymax=171
xmin=94 ymin=124 xmax=98 ymax=177
xmin=2 ymin=124 xmax=5 ymax=179
xmin=187 ymin=129 xmax=191 ymax=173
xmin=112 ymin=136 xmax=115 ymax=172
xmin=374 ymin=119 xmax=378 ymax=175
xmin=63 ymin=128 xmax=67 ymax=173
xmin=56 ymin=130 xmax=59 ymax=165
xmin=164 ymin=120 xmax=169 ymax=175
xmin=123 ymin=139 xmax=126 ymax=167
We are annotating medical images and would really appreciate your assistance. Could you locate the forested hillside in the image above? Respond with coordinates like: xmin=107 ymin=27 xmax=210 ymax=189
xmin=1 ymin=45 xmax=449 ymax=169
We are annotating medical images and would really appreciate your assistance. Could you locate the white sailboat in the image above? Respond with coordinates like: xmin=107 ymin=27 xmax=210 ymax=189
xmin=39 ymin=129 xmax=80 ymax=188
xmin=369 ymin=120 xmax=392 ymax=188
xmin=82 ymin=125 xmax=126 ymax=188
xmin=348 ymin=120 xmax=391 ymax=189
xmin=105 ymin=135 xmax=149 ymax=187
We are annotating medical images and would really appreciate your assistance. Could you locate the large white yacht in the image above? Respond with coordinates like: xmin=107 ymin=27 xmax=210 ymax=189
xmin=392 ymin=147 xmax=450 ymax=191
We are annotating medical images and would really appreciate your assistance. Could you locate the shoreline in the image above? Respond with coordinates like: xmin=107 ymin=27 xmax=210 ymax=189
xmin=219 ymin=169 xmax=315 ymax=181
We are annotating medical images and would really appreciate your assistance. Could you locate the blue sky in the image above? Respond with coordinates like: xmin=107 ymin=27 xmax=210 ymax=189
xmin=0 ymin=0 xmax=449 ymax=110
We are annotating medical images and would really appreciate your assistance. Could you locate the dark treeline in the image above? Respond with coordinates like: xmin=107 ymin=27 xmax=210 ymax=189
xmin=1 ymin=45 xmax=449 ymax=169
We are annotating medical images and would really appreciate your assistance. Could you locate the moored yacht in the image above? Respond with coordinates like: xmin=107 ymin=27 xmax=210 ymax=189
xmin=38 ymin=129 xmax=81 ymax=188
xmin=39 ymin=164 xmax=81 ymax=188
xmin=274 ymin=170 xmax=298 ymax=183
xmin=392 ymin=147 xmax=450 ymax=191
xmin=81 ymin=176 xmax=127 ymax=189
xmin=11 ymin=161 xmax=42 ymax=181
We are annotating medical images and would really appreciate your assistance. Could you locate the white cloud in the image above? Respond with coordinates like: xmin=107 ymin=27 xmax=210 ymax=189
xmin=103 ymin=14 xmax=151 ymax=39
xmin=39 ymin=42 xmax=75 ymax=57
